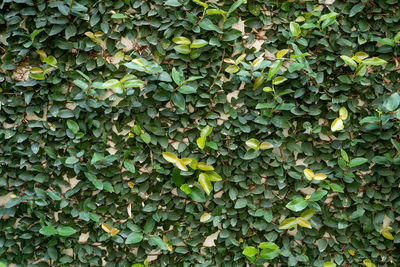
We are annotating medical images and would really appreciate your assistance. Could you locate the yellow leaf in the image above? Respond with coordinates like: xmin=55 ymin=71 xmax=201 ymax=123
xmin=94 ymin=31 xmax=104 ymax=37
xmin=339 ymin=106 xmax=348 ymax=120
xmin=303 ymin=169 xmax=314 ymax=181
xmin=300 ymin=209 xmax=315 ymax=220
xmin=110 ymin=228 xmax=119 ymax=237
xmin=30 ymin=67 xmax=43 ymax=74
xmin=363 ymin=259 xmax=376 ymax=267
xmin=128 ymin=182 xmax=134 ymax=189
xmin=347 ymin=249 xmax=355 ymax=256
xmin=381 ymin=226 xmax=392 ymax=232
xmin=200 ymin=212 xmax=211 ymax=222
xmin=225 ymin=64 xmax=240 ymax=73
xmin=313 ymin=173 xmax=328 ymax=181
xmin=331 ymin=118 xmax=344 ymax=132
xmin=162 ymin=152 xmax=179 ymax=163
xmin=172 ymin=36 xmax=191 ymax=45
xmin=276 ymin=49 xmax=289 ymax=59
xmin=36 ymin=50 xmax=47 ymax=58
xmin=278 ymin=217 xmax=297 ymax=229
xmin=252 ymin=56 xmax=264 ymax=67
xmin=197 ymin=162 xmax=214 ymax=171
xmin=101 ymin=223 xmax=111 ymax=233
xmin=85 ymin=31 xmax=95 ymax=38
xmin=48 ymin=122 xmax=56 ymax=131
xmin=163 ymin=235 xmax=173 ymax=251
xmin=181 ymin=158 xmax=193 ymax=165
xmin=189 ymin=158 xmax=198 ymax=170
xmin=296 ymin=217 xmax=311 ymax=229
xmin=132 ymin=59 xmax=144 ymax=66
xmin=223 ymin=58 xmax=236 ymax=64
xmin=260 ymin=142 xmax=274 ymax=150
xmin=235 ymin=54 xmax=246 ymax=64
xmin=175 ymin=158 xmax=188 ymax=171
xmin=381 ymin=230 xmax=394 ymax=240
xmin=354 ymin=52 xmax=369 ymax=61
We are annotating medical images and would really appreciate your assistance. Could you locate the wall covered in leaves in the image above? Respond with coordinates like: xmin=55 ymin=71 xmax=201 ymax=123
xmin=1 ymin=0 xmax=400 ymax=266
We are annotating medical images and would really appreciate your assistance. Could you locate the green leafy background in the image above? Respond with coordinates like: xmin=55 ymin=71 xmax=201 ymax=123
xmin=1 ymin=0 xmax=400 ymax=266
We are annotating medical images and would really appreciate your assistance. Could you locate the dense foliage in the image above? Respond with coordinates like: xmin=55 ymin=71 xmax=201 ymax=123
xmin=1 ymin=0 xmax=400 ymax=266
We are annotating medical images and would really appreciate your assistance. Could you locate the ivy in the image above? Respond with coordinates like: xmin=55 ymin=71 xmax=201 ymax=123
xmin=0 ymin=0 xmax=400 ymax=266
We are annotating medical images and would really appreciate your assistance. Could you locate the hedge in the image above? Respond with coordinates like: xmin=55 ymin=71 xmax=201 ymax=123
xmin=1 ymin=0 xmax=400 ymax=266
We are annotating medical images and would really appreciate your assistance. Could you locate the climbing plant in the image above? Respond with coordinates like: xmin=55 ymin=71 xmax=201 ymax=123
xmin=0 ymin=0 xmax=400 ymax=266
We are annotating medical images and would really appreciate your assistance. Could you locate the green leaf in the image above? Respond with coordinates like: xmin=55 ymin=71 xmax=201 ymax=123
xmin=199 ymin=18 xmax=223 ymax=33
xmin=340 ymin=149 xmax=349 ymax=163
xmin=260 ymin=245 xmax=280 ymax=260
xmin=180 ymin=184 xmax=192 ymax=194
xmin=394 ymin=32 xmax=400 ymax=42
xmin=391 ymin=139 xmax=400 ymax=153
xmin=246 ymin=138 xmax=260 ymax=150
xmin=111 ymin=13 xmax=128 ymax=19
xmin=100 ymin=79 xmax=121 ymax=89
xmin=206 ymin=171 xmax=222 ymax=181
xmin=340 ymin=55 xmax=357 ymax=68
xmin=44 ymin=56 xmax=57 ymax=67
xmin=355 ymin=63 xmax=367 ymax=77
xmin=384 ymin=93 xmax=400 ymax=112
xmin=125 ymin=232 xmax=143 ymax=244
xmin=253 ymin=75 xmax=265 ymax=90
xmin=65 ymin=156 xmax=79 ymax=165
xmin=30 ymin=28 xmax=45 ymax=41
xmin=124 ymin=160 xmax=136 ymax=174
xmin=172 ymin=37 xmax=190 ymax=45
xmin=363 ymin=57 xmax=387 ymax=66
xmin=40 ymin=226 xmax=57 ymax=236
xmin=234 ymin=198 xmax=247 ymax=209
xmin=165 ymin=0 xmax=181 ymax=6
xmin=73 ymin=79 xmax=88 ymax=90
xmin=200 ymin=125 xmax=213 ymax=137
xmin=228 ymin=0 xmax=245 ymax=15
xmin=91 ymin=152 xmax=104 ymax=164
xmin=197 ymin=137 xmax=206 ymax=150
xmin=286 ymin=197 xmax=308 ymax=212
xmin=272 ymin=76 xmax=287 ymax=85
xmin=271 ymin=116 xmax=290 ymax=128
xmin=150 ymin=236 xmax=168 ymax=250
xmin=330 ymin=183 xmax=344 ymax=193
xmin=323 ymin=261 xmax=336 ymax=267
xmin=57 ymin=226 xmax=76 ymax=237
xmin=172 ymin=93 xmax=185 ymax=110
xmin=174 ymin=45 xmax=190 ymax=54
xmin=349 ymin=3 xmax=364 ymax=17
xmin=66 ymin=120 xmax=79 ymax=134
xmin=243 ymin=246 xmax=258 ymax=257
xmin=190 ymin=39 xmax=208 ymax=48
xmin=188 ymin=187 xmax=206 ymax=202
xmin=349 ymin=157 xmax=368 ymax=168
xmin=290 ymin=22 xmax=301 ymax=37
xmin=198 ymin=173 xmax=212 ymax=196
xmin=267 ymin=60 xmax=283 ymax=81
xmin=140 ymin=133 xmax=151 ymax=144
xmin=84 ymin=172 xmax=103 ymax=190
xmin=308 ymin=190 xmax=327 ymax=202
xmin=222 ymin=29 xmax=242 ymax=42
xmin=171 ymin=67 xmax=181 ymax=86
xmin=178 ymin=85 xmax=197 ymax=94
xmin=47 ymin=191 xmax=62 ymax=201
xmin=360 ymin=116 xmax=380 ymax=124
